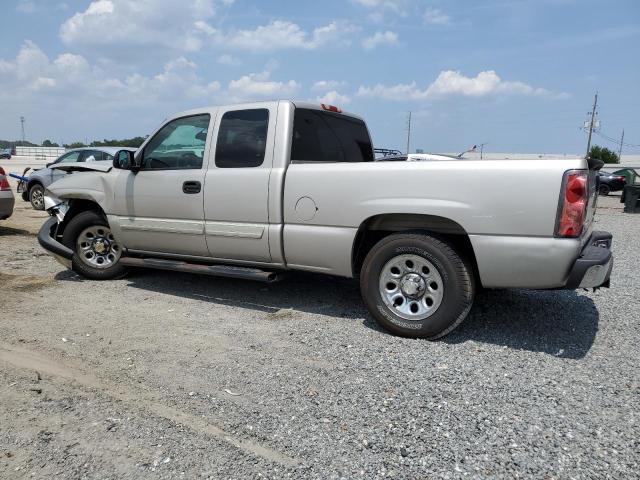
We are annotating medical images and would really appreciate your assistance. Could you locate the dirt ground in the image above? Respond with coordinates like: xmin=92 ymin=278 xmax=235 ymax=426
xmin=1 ymin=187 xmax=638 ymax=479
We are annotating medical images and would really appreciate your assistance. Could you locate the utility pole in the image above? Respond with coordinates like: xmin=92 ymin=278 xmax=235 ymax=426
xmin=618 ymin=129 xmax=624 ymax=163
xmin=584 ymin=93 xmax=598 ymax=159
xmin=479 ymin=142 xmax=489 ymax=160
xmin=405 ymin=111 xmax=412 ymax=154
xmin=20 ymin=116 xmax=26 ymax=143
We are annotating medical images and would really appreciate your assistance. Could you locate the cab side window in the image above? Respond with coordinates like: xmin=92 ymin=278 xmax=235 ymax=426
xmin=142 ymin=115 xmax=210 ymax=170
xmin=215 ymin=109 xmax=269 ymax=168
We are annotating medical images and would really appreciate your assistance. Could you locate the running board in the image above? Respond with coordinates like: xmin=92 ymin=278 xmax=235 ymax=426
xmin=119 ymin=257 xmax=281 ymax=283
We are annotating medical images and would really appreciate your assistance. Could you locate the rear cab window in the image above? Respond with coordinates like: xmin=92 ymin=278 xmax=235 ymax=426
xmin=291 ymin=108 xmax=374 ymax=163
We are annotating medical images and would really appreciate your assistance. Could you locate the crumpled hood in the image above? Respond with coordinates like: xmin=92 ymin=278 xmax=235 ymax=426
xmin=50 ymin=161 xmax=113 ymax=173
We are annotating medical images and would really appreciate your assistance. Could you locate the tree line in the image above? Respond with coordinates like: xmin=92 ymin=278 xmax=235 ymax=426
xmin=0 ymin=137 xmax=146 ymax=149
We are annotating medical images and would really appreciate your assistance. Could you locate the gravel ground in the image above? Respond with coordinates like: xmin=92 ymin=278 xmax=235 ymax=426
xmin=0 ymin=188 xmax=638 ymax=479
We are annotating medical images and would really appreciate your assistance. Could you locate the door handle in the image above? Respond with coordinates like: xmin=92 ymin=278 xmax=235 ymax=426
xmin=182 ymin=181 xmax=201 ymax=194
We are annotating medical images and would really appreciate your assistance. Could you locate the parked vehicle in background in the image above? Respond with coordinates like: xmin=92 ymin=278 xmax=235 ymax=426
xmin=0 ymin=167 xmax=16 ymax=220
xmin=24 ymin=147 xmax=136 ymax=210
xmin=38 ymin=101 xmax=613 ymax=339
xmin=597 ymin=171 xmax=626 ymax=195
xmin=0 ymin=149 xmax=12 ymax=160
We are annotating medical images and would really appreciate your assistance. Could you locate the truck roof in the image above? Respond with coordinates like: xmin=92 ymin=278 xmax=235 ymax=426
xmin=169 ymin=100 xmax=364 ymax=123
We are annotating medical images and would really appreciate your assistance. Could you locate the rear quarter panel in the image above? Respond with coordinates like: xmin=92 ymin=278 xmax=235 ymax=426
xmin=283 ymin=158 xmax=587 ymax=284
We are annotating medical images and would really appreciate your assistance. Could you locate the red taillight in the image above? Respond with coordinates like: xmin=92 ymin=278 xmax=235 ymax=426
xmin=616 ymin=176 xmax=626 ymax=182
xmin=321 ymin=104 xmax=341 ymax=113
xmin=555 ymin=171 xmax=588 ymax=238
xmin=0 ymin=167 xmax=10 ymax=191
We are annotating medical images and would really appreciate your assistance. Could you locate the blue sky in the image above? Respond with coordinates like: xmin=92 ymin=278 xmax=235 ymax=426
xmin=1 ymin=0 xmax=639 ymax=154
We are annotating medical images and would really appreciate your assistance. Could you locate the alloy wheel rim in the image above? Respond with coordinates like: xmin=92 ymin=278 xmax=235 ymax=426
xmin=378 ymin=254 xmax=444 ymax=321
xmin=32 ymin=189 xmax=44 ymax=208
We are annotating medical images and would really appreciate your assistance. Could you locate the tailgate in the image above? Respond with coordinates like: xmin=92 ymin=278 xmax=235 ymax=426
xmin=582 ymin=158 xmax=604 ymax=244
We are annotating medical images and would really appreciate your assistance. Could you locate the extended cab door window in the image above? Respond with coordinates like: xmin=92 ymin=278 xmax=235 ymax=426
xmin=141 ymin=115 xmax=210 ymax=170
xmin=290 ymin=109 xmax=374 ymax=163
xmin=215 ymin=109 xmax=269 ymax=168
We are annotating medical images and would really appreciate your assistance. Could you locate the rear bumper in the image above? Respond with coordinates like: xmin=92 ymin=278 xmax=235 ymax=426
xmin=564 ymin=231 xmax=613 ymax=289
xmin=38 ymin=216 xmax=73 ymax=268
xmin=0 ymin=196 xmax=15 ymax=220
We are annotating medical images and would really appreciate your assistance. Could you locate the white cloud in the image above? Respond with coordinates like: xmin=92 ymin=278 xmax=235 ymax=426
xmin=423 ymin=7 xmax=450 ymax=25
xmin=197 ymin=20 xmax=356 ymax=52
xmin=227 ymin=71 xmax=300 ymax=101
xmin=357 ymin=70 xmax=567 ymax=101
xmin=217 ymin=54 xmax=240 ymax=65
xmin=362 ymin=31 xmax=399 ymax=50
xmin=352 ymin=0 xmax=405 ymax=12
xmin=16 ymin=0 xmax=36 ymax=13
xmin=316 ymin=90 xmax=351 ymax=105
xmin=0 ymin=41 xmax=221 ymax=107
xmin=312 ymin=80 xmax=347 ymax=91
xmin=59 ymin=0 xmax=226 ymax=62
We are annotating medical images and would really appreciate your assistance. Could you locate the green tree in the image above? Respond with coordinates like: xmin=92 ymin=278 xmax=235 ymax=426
xmin=589 ymin=145 xmax=619 ymax=164
xmin=42 ymin=139 xmax=60 ymax=147
xmin=90 ymin=137 xmax=145 ymax=148
xmin=64 ymin=141 xmax=86 ymax=149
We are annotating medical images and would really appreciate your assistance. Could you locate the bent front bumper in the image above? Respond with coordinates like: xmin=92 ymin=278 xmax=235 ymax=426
xmin=38 ymin=216 xmax=74 ymax=268
xmin=564 ymin=231 xmax=613 ymax=289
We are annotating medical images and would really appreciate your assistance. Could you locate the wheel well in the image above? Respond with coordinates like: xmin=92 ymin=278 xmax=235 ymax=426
xmin=27 ymin=180 xmax=43 ymax=191
xmin=351 ymin=213 xmax=481 ymax=286
xmin=59 ymin=199 xmax=106 ymax=235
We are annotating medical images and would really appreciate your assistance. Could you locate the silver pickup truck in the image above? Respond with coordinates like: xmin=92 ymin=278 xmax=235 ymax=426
xmin=38 ymin=101 xmax=613 ymax=339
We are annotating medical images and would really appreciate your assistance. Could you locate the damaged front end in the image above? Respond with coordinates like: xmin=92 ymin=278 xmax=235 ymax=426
xmin=38 ymin=193 xmax=73 ymax=268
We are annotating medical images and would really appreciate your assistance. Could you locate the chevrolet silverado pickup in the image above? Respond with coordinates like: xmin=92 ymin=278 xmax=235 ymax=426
xmin=38 ymin=101 xmax=613 ymax=339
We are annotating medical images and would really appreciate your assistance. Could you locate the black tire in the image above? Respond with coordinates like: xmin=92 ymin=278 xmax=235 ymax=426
xmin=360 ymin=233 xmax=474 ymax=339
xmin=598 ymin=184 xmax=610 ymax=196
xmin=29 ymin=183 xmax=45 ymax=210
xmin=62 ymin=210 xmax=128 ymax=280
xmin=21 ymin=191 xmax=29 ymax=202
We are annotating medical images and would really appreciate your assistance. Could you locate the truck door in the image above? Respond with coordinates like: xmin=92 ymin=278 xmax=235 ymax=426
xmin=203 ymin=104 xmax=276 ymax=262
xmin=111 ymin=114 xmax=212 ymax=256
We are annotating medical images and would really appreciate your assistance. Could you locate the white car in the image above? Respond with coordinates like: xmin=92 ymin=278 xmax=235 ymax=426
xmin=24 ymin=147 xmax=136 ymax=210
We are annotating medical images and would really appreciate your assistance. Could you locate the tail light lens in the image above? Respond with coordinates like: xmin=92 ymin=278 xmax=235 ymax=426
xmin=616 ymin=176 xmax=626 ymax=182
xmin=555 ymin=170 xmax=588 ymax=238
xmin=0 ymin=167 xmax=10 ymax=191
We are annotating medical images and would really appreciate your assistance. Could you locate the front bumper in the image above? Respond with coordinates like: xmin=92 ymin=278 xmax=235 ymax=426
xmin=564 ymin=231 xmax=613 ymax=289
xmin=38 ymin=216 xmax=74 ymax=268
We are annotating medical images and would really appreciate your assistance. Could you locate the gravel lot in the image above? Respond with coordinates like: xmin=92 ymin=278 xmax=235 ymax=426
xmin=0 ymin=181 xmax=638 ymax=479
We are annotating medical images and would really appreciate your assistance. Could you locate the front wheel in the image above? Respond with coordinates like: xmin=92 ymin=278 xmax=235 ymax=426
xmin=62 ymin=210 xmax=128 ymax=280
xmin=598 ymin=184 xmax=610 ymax=196
xmin=360 ymin=233 xmax=475 ymax=339
xmin=29 ymin=184 xmax=45 ymax=210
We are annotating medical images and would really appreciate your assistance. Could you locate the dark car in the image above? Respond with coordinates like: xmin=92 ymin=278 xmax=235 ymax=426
xmin=597 ymin=172 xmax=626 ymax=195
xmin=0 ymin=149 xmax=12 ymax=160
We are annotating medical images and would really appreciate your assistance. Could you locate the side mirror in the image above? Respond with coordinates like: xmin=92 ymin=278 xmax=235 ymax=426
xmin=46 ymin=163 xmax=52 ymax=168
xmin=113 ymin=150 xmax=136 ymax=170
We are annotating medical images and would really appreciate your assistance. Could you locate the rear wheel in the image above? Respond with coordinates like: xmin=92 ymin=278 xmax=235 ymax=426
xmin=62 ymin=210 xmax=128 ymax=280
xmin=598 ymin=184 xmax=610 ymax=196
xmin=29 ymin=184 xmax=45 ymax=210
xmin=360 ymin=233 xmax=474 ymax=339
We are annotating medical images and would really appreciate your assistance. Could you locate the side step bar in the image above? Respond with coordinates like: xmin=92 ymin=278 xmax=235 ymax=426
xmin=119 ymin=257 xmax=281 ymax=283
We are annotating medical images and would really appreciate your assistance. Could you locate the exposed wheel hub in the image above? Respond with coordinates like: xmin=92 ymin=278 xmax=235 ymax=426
xmin=400 ymin=273 xmax=426 ymax=298
xmin=92 ymin=237 xmax=111 ymax=254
